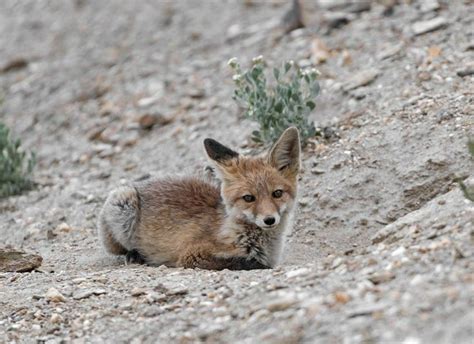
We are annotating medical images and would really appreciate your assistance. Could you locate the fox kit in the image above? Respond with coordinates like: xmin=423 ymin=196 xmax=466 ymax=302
xmin=98 ymin=127 xmax=301 ymax=270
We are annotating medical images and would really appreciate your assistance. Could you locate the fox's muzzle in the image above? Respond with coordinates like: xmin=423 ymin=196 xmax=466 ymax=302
xmin=256 ymin=213 xmax=281 ymax=229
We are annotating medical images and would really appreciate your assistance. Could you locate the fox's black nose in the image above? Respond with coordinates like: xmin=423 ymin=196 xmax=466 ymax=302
xmin=264 ymin=216 xmax=276 ymax=226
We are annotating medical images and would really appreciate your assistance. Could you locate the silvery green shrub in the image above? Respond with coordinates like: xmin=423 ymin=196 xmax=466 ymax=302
xmin=457 ymin=139 xmax=474 ymax=202
xmin=229 ymin=56 xmax=319 ymax=146
xmin=0 ymin=122 xmax=35 ymax=198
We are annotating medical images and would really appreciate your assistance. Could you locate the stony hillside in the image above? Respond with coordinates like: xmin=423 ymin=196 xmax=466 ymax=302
xmin=0 ymin=1 xmax=473 ymax=343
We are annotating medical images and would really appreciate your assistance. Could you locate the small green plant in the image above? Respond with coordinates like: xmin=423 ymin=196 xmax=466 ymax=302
xmin=457 ymin=139 xmax=474 ymax=202
xmin=0 ymin=122 xmax=35 ymax=198
xmin=229 ymin=56 xmax=320 ymax=146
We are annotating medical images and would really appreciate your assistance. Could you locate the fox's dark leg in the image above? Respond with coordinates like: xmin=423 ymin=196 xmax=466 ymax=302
xmin=214 ymin=256 xmax=271 ymax=270
xmin=179 ymin=250 xmax=270 ymax=270
xmin=125 ymin=249 xmax=146 ymax=265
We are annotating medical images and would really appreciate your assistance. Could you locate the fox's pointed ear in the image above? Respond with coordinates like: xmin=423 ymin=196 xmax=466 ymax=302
xmin=268 ymin=127 xmax=301 ymax=178
xmin=204 ymin=138 xmax=239 ymax=165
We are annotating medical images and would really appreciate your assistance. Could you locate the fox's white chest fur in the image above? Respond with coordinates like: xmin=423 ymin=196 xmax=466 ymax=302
xmin=219 ymin=209 xmax=294 ymax=267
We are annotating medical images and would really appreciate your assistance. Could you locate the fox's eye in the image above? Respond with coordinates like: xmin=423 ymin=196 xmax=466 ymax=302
xmin=272 ymin=190 xmax=283 ymax=198
xmin=243 ymin=195 xmax=256 ymax=203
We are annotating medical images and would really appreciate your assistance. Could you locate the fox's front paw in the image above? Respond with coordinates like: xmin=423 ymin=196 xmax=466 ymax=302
xmin=229 ymin=257 xmax=271 ymax=270
xmin=125 ymin=249 xmax=146 ymax=265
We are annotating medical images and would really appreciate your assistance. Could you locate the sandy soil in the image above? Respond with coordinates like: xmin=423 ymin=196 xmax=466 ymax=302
xmin=0 ymin=1 xmax=473 ymax=343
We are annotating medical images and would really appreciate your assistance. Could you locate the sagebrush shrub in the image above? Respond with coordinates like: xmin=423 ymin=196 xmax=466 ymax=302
xmin=0 ymin=122 xmax=35 ymax=198
xmin=457 ymin=139 xmax=474 ymax=202
xmin=229 ymin=56 xmax=320 ymax=146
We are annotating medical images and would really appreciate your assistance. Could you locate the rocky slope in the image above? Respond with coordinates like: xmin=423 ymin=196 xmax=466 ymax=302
xmin=0 ymin=1 xmax=473 ymax=343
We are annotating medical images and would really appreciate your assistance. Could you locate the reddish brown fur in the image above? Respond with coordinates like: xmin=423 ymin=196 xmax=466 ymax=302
xmin=98 ymin=127 xmax=301 ymax=270
xmin=133 ymin=177 xmax=243 ymax=267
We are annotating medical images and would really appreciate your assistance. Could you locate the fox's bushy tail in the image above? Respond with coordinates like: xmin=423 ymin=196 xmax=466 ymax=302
xmin=98 ymin=186 xmax=140 ymax=255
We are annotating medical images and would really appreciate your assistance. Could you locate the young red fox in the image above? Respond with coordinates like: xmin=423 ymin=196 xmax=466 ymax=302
xmin=98 ymin=127 xmax=301 ymax=270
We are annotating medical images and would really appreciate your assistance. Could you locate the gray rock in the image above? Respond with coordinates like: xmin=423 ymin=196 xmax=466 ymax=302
xmin=0 ymin=250 xmax=42 ymax=272
xmin=343 ymin=69 xmax=380 ymax=91
xmin=412 ymin=17 xmax=447 ymax=36
xmin=318 ymin=0 xmax=371 ymax=13
xmin=311 ymin=168 xmax=326 ymax=175
xmin=285 ymin=267 xmax=310 ymax=278
xmin=265 ymin=293 xmax=299 ymax=312
xmin=456 ymin=69 xmax=474 ymax=77
xmin=377 ymin=43 xmax=403 ymax=60
xmin=143 ymin=306 xmax=164 ymax=317
xmin=347 ymin=302 xmax=388 ymax=318
xmin=368 ymin=271 xmax=395 ymax=285
xmin=45 ymin=288 xmax=66 ymax=303
xmin=420 ymin=0 xmax=440 ymax=13
xmin=73 ymin=289 xmax=107 ymax=300
xmin=298 ymin=197 xmax=311 ymax=206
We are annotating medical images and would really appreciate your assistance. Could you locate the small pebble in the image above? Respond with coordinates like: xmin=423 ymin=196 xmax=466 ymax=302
xmin=456 ymin=69 xmax=474 ymax=77
xmin=131 ymin=287 xmax=147 ymax=297
xmin=331 ymin=257 xmax=344 ymax=269
xmin=50 ymin=313 xmax=63 ymax=324
xmin=46 ymin=288 xmax=66 ymax=303
xmin=369 ymin=271 xmax=395 ymax=285
xmin=410 ymin=274 xmax=425 ymax=286
xmin=333 ymin=291 xmax=351 ymax=304
xmin=265 ymin=294 xmax=299 ymax=312
xmin=391 ymin=246 xmax=406 ymax=257
xmin=412 ymin=17 xmax=447 ymax=35
xmin=298 ymin=197 xmax=311 ymax=207
xmin=311 ymin=168 xmax=326 ymax=175
xmin=286 ymin=267 xmax=310 ymax=279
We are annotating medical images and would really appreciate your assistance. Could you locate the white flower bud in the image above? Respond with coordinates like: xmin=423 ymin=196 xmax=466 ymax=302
xmin=232 ymin=74 xmax=242 ymax=82
xmin=252 ymin=55 xmax=264 ymax=64
xmin=310 ymin=68 xmax=321 ymax=76
xmin=228 ymin=57 xmax=238 ymax=68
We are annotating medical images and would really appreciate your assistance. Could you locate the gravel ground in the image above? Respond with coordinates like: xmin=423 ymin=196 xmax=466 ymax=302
xmin=0 ymin=0 xmax=473 ymax=343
